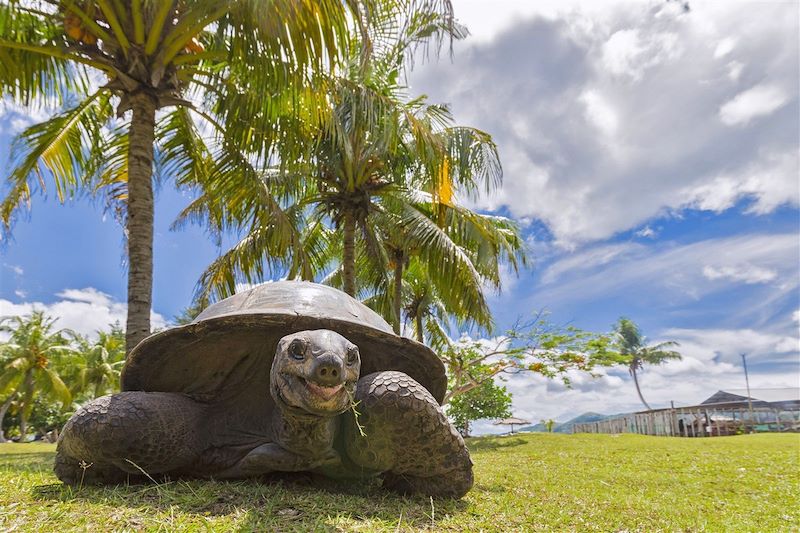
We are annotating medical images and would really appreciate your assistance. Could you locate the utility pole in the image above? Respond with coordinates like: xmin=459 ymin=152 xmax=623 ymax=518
xmin=741 ymin=353 xmax=755 ymax=428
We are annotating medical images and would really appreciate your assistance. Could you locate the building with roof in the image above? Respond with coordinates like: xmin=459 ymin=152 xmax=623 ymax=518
xmin=700 ymin=388 xmax=800 ymax=411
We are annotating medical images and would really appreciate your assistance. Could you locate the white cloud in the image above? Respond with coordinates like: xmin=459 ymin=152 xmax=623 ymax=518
xmin=713 ymin=37 xmax=736 ymax=58
xmin=635 ymin=226 xmax=657 ymax=239
xmin=601 ymin=29 xmax=642 ymax=76
xmin=719 ymin=84 xmax=789 ymax=126
xmin=679 ymin=150 xmax=799 ymax=215
xmin=56 ymin=287 xmax=117 ymax=306
xmin=3 ymin=264 xmax=23 ymax=276
xmin=446 ymin=0 xmax=630 ymax=43
xmin=541 ymin=242 xmax=639 ymax=284
xmin=0 ymin=288 xmax=167 ymax=340
xmin=534 ymin=233 xmax=799 ymax=324
xmin=0 ymin=97 xmax=55 ymax=134
xmin=580 ymin=90 xmax=619 ymax=136
xmin=601 ymin=29 xmax=681 ymax=81
xmin=663 ymin=327 xmax=799 ymax=365
xmin=702 ymin=264 xmax=777 ymax=285
xmin=411 ymin=1 xmax=799 ymax=244
xmin=726 ymin=60 xmax=744 ymax=81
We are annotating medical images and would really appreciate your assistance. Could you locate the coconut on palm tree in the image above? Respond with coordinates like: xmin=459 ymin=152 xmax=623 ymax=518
xmin=612 ymin=317 xmax=682 ymax=411
xmin=0 ymin=312 xmax=74 ymax=441
xmin=0 ymin=0 xmax=403 ymax=354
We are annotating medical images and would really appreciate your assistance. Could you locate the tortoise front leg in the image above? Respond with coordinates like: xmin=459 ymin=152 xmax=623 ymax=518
xmin=55 ymin=391 xmax=206 ymax=485
xmin=343 ymin=371 xmax=474 ymax=498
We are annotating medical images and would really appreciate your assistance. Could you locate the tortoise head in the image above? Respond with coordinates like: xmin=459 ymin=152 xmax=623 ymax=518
xmin=271 ymin=329 xmax=361 ymax=416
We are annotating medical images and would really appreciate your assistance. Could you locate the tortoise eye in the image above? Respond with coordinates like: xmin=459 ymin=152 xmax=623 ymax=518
xmin=346 ymin=346 xmax=359 ymax=365
xmin=288 ymin=339 xmax=306 ymax=360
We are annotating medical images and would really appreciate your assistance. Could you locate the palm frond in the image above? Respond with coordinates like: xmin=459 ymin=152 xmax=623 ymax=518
xmin=1 ymin=89 xmax=114 ymax=233
xmin=0 ymin=2 xmax=94 ymax=103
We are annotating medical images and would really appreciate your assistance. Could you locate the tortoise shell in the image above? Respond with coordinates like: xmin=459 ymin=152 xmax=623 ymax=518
xmin=121 ymin=281 xmax=447 ymax=404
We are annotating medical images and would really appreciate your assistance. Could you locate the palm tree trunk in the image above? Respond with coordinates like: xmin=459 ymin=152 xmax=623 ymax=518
xmin=631 ymin=366 xmax=652 ymax=411
xmin=18 ymin=371 xmax=33 ymax=441
xmin=415 ymin=312 xmax=424 ymax=344
xmin=125 ymin=93 xmax=158 ymax=355
xmin=392 ymin=257 xmax=403 ymax=335
xmin=342 ymin=211 xmax=356 ymax=297
xmin=0 ymin=394 xmax=15 ymax=443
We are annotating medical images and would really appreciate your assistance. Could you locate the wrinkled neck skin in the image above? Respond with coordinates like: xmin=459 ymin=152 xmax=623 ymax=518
xmin=271 ymin=398 xmax=339 ymax=460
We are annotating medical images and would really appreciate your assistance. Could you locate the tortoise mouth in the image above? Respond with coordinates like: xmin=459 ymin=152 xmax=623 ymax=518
xmin=299 ymin=377 xmax=345 ymax=400
xmin=275 ymin=373 xmax=354 ymax=416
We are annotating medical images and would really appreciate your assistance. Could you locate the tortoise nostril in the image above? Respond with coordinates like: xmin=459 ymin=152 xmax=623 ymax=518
xmin=314 ymin=358 xmax=343 ymax=386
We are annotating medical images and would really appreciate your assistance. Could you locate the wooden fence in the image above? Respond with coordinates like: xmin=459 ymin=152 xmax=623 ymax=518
xmin=572 ymin=406 xmax=799 ymax=437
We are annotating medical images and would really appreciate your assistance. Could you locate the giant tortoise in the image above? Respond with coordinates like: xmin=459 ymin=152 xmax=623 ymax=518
xmin=54 ymin=281 xmax=473 ymax=497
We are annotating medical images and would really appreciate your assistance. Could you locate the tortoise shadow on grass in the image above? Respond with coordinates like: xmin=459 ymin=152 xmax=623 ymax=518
xmin=32 ymin=472 xmax=469 ymax=529
xmin=466 ymin=436 xmax=527 ymax=451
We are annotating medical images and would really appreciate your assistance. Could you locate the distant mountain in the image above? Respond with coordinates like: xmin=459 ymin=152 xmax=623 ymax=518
xmin=519 ymin=412 xmax=621 ymax=434
xmin=519 ymin=422 xmax=548 ymax=432
xmin=555 ymin=412 xmax=616 ymax=433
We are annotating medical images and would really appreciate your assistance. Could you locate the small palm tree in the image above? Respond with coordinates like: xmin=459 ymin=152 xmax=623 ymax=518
xmin=613 ymin=318 xmax=682 ymax=411
xmin=366 ymin=257 xmax=480 ymax=348
xmin=400 ymin=261 xmax=452 ymax=346
xmin=71 ymin=324 xmax=126 ymax=400
xmin=0 ymin=312 xmax=74 ymax=440
xmin=381 ymin=198 xmax=526 ymax=337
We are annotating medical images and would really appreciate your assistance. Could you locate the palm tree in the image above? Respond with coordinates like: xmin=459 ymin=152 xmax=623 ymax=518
xmin=71 ymin=324 xmax=125 ymax=400
xmin=186 ymin=9 xmax=526 ymax=342
xmin=181 ymin=2 xmax=466 ymax=303
xmin=292 ymin=2 xmax=471 ymax=298
xmin=0 ymin=0 xmax=390 ymax=354
xmin=314 ymin=8 xmax=522 ymax=326
xmin=310 ymin=83 xmax=429 ymax=296
xmin=0 ymin=312 xmax=74 ymax=440
xmin=376 ymin=194 xmax=526 ymax=336
xmin=613 ymin=318 xmax=682 ymax=411
xmin=393 ymin=260 xmax=451 ymax=345
xmin=540 ymin=419 xmax=555 ymax=432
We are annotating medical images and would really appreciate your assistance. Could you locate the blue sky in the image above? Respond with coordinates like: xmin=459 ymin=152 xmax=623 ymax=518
xmin=1 ymin=0 xmax=798 ymax=430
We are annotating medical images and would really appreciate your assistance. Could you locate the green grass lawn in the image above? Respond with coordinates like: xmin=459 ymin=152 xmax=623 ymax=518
xmin=1 ymin=433 xmax=797 ymax=531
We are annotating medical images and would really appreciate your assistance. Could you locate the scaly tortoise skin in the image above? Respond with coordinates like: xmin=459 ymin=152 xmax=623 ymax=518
xmin=54 ymin=282 xmax=473 ymax=498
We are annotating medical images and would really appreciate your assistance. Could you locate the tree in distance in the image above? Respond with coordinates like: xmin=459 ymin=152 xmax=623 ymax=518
xmin=610 ymin=317 xmax=682 ymax=411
